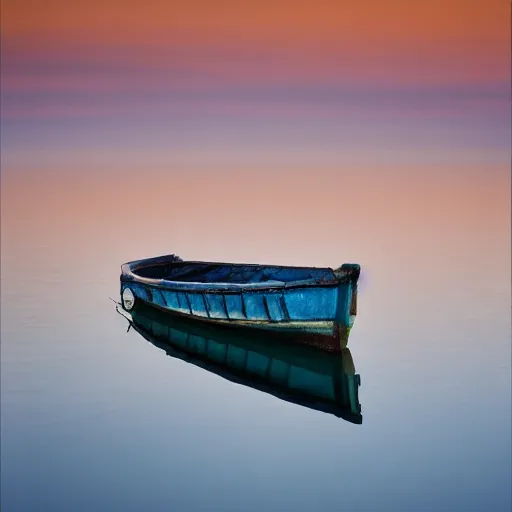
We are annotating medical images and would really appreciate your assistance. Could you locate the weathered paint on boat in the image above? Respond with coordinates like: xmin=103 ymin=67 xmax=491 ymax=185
xmin=116 ymin=302 xmax=362 ymax=424
xmin=119 ymin=254 xmax=360 ymax=351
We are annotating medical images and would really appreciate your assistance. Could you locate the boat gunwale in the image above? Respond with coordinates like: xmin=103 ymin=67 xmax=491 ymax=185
xmin=121 ymin=254 xmax=359 ymax=293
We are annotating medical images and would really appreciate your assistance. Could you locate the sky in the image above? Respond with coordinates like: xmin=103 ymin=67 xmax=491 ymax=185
xmin=1 ymin=0 xmax=510 ymax=172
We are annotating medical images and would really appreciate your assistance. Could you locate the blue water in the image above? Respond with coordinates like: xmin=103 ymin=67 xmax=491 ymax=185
xmin=1 ymin=172 xmax=511 ymax=511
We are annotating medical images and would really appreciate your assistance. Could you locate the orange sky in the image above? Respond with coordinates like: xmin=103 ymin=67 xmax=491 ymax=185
xmin=3 ymin=1 xmax=509 ymax=87
xmin=2 ymin=0 xmax=509 ymax=161
xmin=3 ymin=1 xmax=508 ymax=46
xmin=2 ymin=0 xmax=507 ymax=62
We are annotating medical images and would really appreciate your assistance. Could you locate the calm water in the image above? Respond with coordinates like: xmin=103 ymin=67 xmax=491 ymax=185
xmin=1 ymin=167 xmax=511 ymax=511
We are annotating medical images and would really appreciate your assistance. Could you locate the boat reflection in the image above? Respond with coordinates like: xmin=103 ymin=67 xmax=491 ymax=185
xmin=116 ymin=302 xmax=362 ymax=424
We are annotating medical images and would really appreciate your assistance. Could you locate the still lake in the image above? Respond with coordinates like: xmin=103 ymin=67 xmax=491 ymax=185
xmin=1 ymin=166 xmax=510 ymax=511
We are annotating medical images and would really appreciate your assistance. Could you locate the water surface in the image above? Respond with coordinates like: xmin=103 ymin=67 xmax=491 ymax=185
xmin=1 ymin=167 xmax=510 ymax=511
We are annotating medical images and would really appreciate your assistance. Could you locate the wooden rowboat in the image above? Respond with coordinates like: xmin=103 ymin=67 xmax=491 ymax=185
xmin=119 ymin=254 xmax=360 ymax=352
xmin=116 ymin=302 xmax=362 ymax=423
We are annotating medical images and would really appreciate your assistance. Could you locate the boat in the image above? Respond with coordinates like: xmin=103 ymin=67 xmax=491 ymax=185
xmin=119 ymin=254 xmax=360 ymax=352
xmin=116 ymin=301 xmax=362 ymax=424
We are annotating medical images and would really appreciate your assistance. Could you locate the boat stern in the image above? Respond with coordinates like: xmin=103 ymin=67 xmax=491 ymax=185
xmin=333 ymin=264 xmax=360 ymax=329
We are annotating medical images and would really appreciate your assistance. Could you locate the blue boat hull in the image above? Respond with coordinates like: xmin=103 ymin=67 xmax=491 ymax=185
xmin=119 ymin=255 xmax=360 ymax=351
